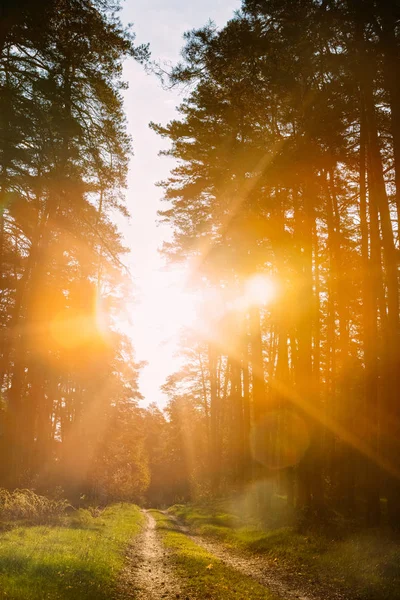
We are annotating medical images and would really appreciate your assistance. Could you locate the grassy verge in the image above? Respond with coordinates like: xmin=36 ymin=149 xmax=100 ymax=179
xmin=0 ymin=503 xmax=143 ymax=600
xmin=169 ymin=503 xmax=400 ymax=600
xmin=151 ymin=510 xmax=281 ymax=600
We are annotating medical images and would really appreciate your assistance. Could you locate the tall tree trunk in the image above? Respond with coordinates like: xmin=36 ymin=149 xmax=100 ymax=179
xmin=380 ymin=3 xmax=400 ymax=236
xmin=363 ymin=58 xmax=400 ymax=530
xmin=328 ymin=168 xmax=354 ymax=514
xmin=250 ymin=305 xmax=272 ymax=510
xmin=209 ymin=342 xmax=220 ymax=493
xmin=242 ymin=318 xmax=251 ymax=481
xmin=359 ymin=98 xmax=381 ymax=525
xmin=295 ymin=184 xmax=320 ymax=512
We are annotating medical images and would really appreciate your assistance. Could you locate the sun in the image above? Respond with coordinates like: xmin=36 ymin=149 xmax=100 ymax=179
xmin=115 ymin=268 xmax=278 ymax=406
xmin=244 ymin=274 xmax=278 ymax=307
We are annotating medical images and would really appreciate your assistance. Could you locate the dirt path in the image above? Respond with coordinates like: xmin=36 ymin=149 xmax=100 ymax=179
xmin=117 ymin=510 xmax=182 ymax=600
xmin=167 ymin=514 xmax=348 ymax=600
xmin=118 ymin=510 xmax=348 ymax=600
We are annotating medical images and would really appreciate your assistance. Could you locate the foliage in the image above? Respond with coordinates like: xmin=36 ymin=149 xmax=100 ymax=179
xmin=0 ymin=488 xmax=70 ymax=524
xmin=154 ymin=0 xmax=400 ymax=527
xmin=0 ymin=0 xmax=148 ymax=499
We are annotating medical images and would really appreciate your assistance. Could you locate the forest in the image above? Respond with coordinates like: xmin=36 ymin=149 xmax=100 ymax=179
xmin=149 ymin=0 xmax=400 ymax=530
xmin=0 ymin=1 xmax=400 ymax=598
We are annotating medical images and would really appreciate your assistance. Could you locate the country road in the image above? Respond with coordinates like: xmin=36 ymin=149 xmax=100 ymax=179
xmin=116 ymin=510 xmax=347 ymax=600
xmin=117 ymin=511 xmax=182 ymax=599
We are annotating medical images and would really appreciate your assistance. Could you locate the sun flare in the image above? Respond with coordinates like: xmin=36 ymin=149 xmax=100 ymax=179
xmin=244 ymin=274 xmax=278 ymax=307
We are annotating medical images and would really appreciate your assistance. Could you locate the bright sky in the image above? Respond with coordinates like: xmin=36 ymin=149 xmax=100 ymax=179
xmin=120 ymin=0 xmax=240 ymax=407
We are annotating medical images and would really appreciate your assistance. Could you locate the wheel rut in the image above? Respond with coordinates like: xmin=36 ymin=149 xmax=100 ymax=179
xmin=117 ymin=509 xmax=182 ymax=599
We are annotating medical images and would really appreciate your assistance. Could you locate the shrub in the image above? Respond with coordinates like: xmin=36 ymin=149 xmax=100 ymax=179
xmin=0 ymin=488 xmax=70 ymax=523
xmin=67 ymin=508 xmax=97 ymax=528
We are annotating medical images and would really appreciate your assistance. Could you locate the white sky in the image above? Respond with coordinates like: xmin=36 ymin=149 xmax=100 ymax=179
xmin=119 ymin=0 xmax=240 ymax=407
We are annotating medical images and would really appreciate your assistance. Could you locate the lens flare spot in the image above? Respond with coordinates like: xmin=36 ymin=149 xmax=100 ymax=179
xmin=245 ymin=274 xmax=277 ymax=306
xmin=250 ymin=411 xmax=310 ymax=470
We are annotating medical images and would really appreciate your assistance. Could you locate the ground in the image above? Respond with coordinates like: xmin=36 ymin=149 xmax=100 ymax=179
xmin=1 ymin=503 xmax=399 ymax=599
xmin=117 ymin=511 xmax=182 ymax=599
xmin=0 ymin=504 xmax=143 ymax=600
xmin=118 ymin=509 xmax=335 ymax=600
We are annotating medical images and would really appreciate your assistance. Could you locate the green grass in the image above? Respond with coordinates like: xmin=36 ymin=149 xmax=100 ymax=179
xmin=169 ymin=503 xmax=400 ymax=600
xmin=0 ymin=503 xmax=143 ymax=600
xmin=151 ymin=510 xmax=282 ymax=600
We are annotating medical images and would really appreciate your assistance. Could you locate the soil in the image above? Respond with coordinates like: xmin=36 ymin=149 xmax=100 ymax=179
xmin=117 ymin=510 xmax=182 ymax=600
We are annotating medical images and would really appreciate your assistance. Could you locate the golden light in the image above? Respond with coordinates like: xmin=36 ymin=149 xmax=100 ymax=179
xmin=49 ymin=313 xmax=92 ymax=350
xmin=49 ymin=295 xmax=109 ymax=351
xmin=250 ymin=410 xmax=310 ymax=470
xmin=155 ymin=285 xmax=198 ymax=339
xmin=244 ymin=274 xmax=278 ymax=307
xmin=125 ymin=269 xmax=280 ymax=404
xmin=121 ymin=271 xmax=200 ymax=361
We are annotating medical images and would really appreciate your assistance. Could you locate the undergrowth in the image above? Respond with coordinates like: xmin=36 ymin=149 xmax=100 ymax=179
xmin=169 ymin=501 xmax=400 ymax=600
xmin=0 ymin=503 xmax=143 ymax=600
xmin=0 ymin=489 xmax=70 ymax=524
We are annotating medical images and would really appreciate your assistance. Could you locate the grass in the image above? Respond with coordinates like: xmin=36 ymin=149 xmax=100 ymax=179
xmin=0 ymin=503 xmax=143 ymax=600
xmin=151 ymin=510 xmax=281 ymax=600
xmin=169 ymin=502 xmax=400 ymax=600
